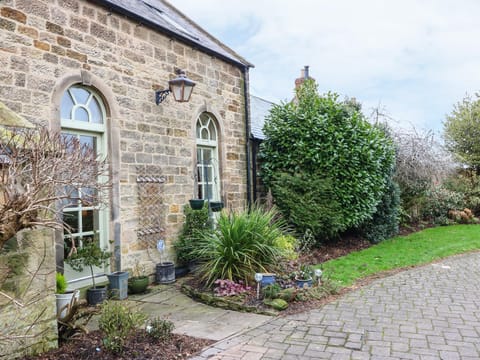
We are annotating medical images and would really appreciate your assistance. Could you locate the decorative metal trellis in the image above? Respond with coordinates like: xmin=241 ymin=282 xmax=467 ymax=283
xmin=136 ymin=165 xmax=166 ymax=244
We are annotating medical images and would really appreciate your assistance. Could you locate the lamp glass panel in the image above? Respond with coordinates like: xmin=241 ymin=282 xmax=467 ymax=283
xmin=183 ymin=85 xmax=193 ymax=101
xmin=171 ymin=85 xmax=183 ymax=101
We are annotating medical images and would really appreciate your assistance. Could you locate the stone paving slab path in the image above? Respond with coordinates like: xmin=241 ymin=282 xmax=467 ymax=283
xmin=192 ymin=252 xmax=480 ymax=359
xmin=131 ymin=285 xmax=271 ymax=341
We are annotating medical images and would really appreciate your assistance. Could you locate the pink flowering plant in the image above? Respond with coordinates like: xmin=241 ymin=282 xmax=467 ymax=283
xmin=213 ymin=279 xmax=252 ymax=297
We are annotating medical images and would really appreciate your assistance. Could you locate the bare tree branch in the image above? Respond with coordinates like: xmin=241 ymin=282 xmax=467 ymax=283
xmin=0 ymin=126 xmax=111 ymax=249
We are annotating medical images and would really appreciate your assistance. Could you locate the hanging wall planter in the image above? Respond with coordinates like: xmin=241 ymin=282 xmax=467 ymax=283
xmin=189 ymin=199 xmax=205 ymax=210
xmin=210 ymin=201 xmax=224 ymax=212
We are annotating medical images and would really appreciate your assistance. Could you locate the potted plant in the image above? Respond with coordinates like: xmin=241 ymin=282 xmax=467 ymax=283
xmin=128 ymin=261 xmax=149 ymax=294
xmin=189 ymin=198 xmax=205 ymax=210
xmin=65 ymin=239 xmax=111 ymax=305
xmin=209 ymin=201 xmax=224 ymax=212
xmin=294 ymin=264 xmax=314 ymax=288
xmin=107 ymin=270 xmax=129 ymax=300
xmin=55 ymin=272 xmax=79 ymax=319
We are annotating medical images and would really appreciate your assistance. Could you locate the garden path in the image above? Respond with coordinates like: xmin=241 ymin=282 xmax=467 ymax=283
xmin=88 ymin=283 xmax=271 ymax=341
xmin=192 ymin=252 xmax=480 ymax=359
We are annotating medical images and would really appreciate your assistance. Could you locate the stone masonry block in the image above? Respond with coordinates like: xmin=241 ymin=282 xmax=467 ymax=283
xmin=1 ymin=7 xmax=27 ymax=24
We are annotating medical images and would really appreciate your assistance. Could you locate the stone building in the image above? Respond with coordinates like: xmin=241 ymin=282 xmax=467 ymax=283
xmin=0 ymin=0 xmax=252 ymax=357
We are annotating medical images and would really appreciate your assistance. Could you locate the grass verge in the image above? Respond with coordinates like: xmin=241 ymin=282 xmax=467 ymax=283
xmin=320 ymin=224 xmax=480 ymax=287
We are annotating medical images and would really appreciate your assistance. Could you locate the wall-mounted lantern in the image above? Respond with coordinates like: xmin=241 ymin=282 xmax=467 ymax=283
xmin=155 ymin=69 xmax=196 ymax=105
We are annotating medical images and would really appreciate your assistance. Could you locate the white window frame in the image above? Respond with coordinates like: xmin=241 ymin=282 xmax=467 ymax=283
xmin=60 ymin=85 xmax=109 ymax=287
xmin=196 ymin=113 xmax=220 ymax=201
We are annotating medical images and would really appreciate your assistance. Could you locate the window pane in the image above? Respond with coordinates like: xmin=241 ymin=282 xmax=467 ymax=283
xmin=208 ymin=121 xmax=216 ymax=140
xmin=64 ymin=236 xmax=79 ymax=259
xmin=74 ymin=107 xmax=89 ymax=122
xmin=201 ymin=128 xmax=209 ymax=140
xmin=61 ymin=133 xmax=77 ymax=154
xmin=82 ymin=210 xmax=95 ymax=232
xmin=206 ymin=166 xmax=213 ymax=181
xmin=196 ymin=122 xmax=201 ymax=138
xmin=206 ymin=185 xmax=213 ymax=199
xmin=80 ymin=135 xmax=97 ymax=152
xmin=81 ymin=187 xmax=97 ymax=206
xmin=61 ymin=92 xmax=74 ymax=119
xmin=89 ymin=97 xmax=103 ymax=124
xmin=61 ymin=185 xmax=79 ymax=208
xmin=200 ymin=113 xmax=209 ymax=125
xmin=204 ymin=149 xmax=212 ymax=162
xmin=70 ymin=87 xmax=90 ymax=104
xmin=63 ymin=211 xmax=79 ymax=234
xmin=196 ymin=165 xmax=202 ymax=183
xmin=197 ymin=184 xmax=203 ymax=199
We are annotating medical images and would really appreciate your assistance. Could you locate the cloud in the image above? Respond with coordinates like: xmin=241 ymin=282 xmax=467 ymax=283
xmin=173 ymin=0 xmax=480 ymax=131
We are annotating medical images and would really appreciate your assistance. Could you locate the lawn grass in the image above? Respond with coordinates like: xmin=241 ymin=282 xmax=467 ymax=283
xmin=320 ymin=224 xmax=480 ymax=287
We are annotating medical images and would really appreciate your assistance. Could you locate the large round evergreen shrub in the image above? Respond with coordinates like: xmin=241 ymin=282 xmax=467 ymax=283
xmin=260 ymin=80 xmax=395 ymax=239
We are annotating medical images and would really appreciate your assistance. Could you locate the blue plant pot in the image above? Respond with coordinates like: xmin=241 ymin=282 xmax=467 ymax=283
xmin=295 ymin=277 xmax=313 ymax=288
xmin=261 ymin=273 xmax=276 ymax=287
xmin=107 ymin=271 xmax=129 ymax=300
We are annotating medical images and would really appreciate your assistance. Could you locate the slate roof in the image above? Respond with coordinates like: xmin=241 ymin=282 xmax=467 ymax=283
xmin=250 ymin=95 xmax=275 ymax=140
xmin=97 ymin=0 xmax=252 ymax=68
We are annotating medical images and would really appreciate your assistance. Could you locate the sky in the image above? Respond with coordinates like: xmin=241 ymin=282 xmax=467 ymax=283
xmin=172 ymin=0 xmax=480 ymax=134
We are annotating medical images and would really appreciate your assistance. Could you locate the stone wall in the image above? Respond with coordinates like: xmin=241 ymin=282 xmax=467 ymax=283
xmin=0 ymin=0 xmax=248 ymax=268
xmin=0 ymin=229 xmax=57 ymax=359
xmin=0 ymin=0 xmax=249 ymax=356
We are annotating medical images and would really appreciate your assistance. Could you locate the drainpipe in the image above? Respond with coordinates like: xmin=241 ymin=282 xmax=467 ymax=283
xmin=242 ymin=66 xmax=252 ymax=208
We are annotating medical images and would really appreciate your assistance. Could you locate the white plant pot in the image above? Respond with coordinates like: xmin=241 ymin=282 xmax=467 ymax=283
xmin=55 ymin=290 xmax=79 ymax=319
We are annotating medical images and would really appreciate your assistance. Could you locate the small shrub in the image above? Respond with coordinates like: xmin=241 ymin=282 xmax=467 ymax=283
xmin=298 ymin=229 xmax=316 ymax=253
xmin=213 ymin=279 xmax=252 ymax=297
xmin=146 ymin=317 xmax=174 ymax=341
xmin=360 ymin=177 xmax=400 ymax=243
xmin=421 ymin=186 xmax=463 ymax=224
xmin=293 ymin=264 xmax=314 ymax=281
xmin=274 ymin=235 xmax=298 ymax=260
xmin=444 ymin=170 xmax=480 ymax=214
xmin=174 ymin=203 xmax=212 ymax=265
xmin=263 ymin=283 xmax=281 ymax=299
xmin=448 ymin=208 xmax=478 ymax=224
xmin=99 ymin=301 xmax=146 ymax=353
xmin=193 ymin=206 xmax=289 ymax=287
xmin=56 ymin=272 xmax=67 ymax=294
xmin=278 ymin=288 xmax=298 ymax=302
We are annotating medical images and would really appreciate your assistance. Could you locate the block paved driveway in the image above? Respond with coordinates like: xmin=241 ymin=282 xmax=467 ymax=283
xmin=192 ymin=252 xmax=480 ymax=359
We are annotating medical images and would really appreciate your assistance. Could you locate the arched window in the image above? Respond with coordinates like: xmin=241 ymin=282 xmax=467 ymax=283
xmin=196 ymin=113 xmax=220 ymax=201
xmin=60 ymin=85 xmax=109 ymax=285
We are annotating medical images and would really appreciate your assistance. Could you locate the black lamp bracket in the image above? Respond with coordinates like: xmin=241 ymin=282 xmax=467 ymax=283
xmin=155 ymin=89 xmax=171 ymax=105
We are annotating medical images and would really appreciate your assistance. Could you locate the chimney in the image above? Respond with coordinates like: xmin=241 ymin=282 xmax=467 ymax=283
xmin=295 ymin=65 xmax=312 ymax=89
